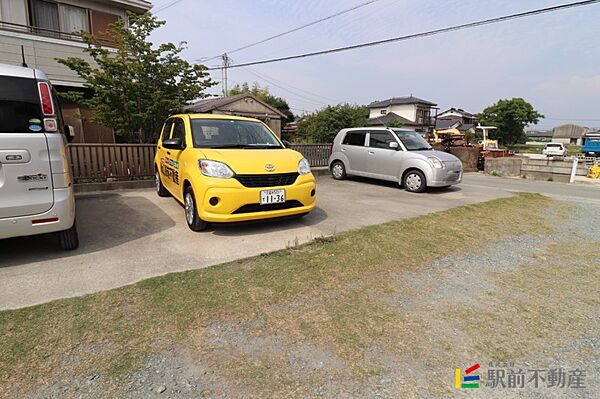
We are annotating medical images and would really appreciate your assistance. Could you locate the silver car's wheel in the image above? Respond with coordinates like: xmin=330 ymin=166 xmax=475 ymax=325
xmin=331 ymin=161 xmax=346 ymax=180
xmin=185 ymin=192 xmax=195 ymax=225
xmin=404 ymin=170 xmax=426 ymax=193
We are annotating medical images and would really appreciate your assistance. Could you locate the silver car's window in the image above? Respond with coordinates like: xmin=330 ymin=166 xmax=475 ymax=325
xmin=392 ymin=130 xmax=432 ymax=151
xmin=342 ymin=131 xmax=366 ymax=146
xmin=369 ymin=131 xmax=396 ymax=149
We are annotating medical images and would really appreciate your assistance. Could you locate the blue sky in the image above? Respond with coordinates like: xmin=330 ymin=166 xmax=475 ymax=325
xmin=149 ymin=0 xmax=600 ymax=129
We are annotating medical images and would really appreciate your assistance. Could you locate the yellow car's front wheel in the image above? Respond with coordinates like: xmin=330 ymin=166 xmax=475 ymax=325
xmin=184 ymin=186 xmax=208 ymax=231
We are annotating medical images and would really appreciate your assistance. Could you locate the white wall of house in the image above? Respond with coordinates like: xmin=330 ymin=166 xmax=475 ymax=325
xmin=0 ymin=33 xmax=94 ymax=84
xmin=369 ymin=104 xmax=417 ymax=121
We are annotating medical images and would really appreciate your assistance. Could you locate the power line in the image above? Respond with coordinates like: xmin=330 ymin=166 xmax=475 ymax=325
xmin=198 ymin=0 xmax=381 ymax=62
xmin=206 ymin=0 xmax=600 ymax=71
xmin=153 ymin=0 xmax=186 ymax=14
xmin=242 ymin=68 xmax=327 ymax=106
xmin=244 ymin=67 xmax=339 ymax=103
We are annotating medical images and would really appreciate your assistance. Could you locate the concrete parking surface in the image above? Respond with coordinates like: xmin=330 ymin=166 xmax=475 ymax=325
xmin=1 ymin=173 xmax=598 ymax=310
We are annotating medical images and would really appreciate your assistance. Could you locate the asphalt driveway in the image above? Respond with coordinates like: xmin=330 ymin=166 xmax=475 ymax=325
xmin=0 ymin=174 xmax=526 ymax=310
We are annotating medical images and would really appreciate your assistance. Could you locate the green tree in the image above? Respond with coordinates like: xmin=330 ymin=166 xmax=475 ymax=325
xmin=229 ymin=82 xmax=294 ymax=124
xmin=297 ymin=104 xmax=369 ymax=143
xmin=57 ymin=13 xmax=213 ymax=143
xmin=477 ymin=98 xmax=544 ymax=145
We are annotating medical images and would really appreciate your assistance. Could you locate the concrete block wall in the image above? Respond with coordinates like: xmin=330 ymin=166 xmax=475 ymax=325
xmin=484 ymin=157 xmax=523 ymax=176
xmin=484 ymin=156 xmax=588 ymax=182
xmin=521 ymin=157 xmax=587 ymax=174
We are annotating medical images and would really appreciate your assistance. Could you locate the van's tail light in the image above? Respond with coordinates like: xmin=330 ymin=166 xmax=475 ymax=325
xmin=38 ymin=82 xmax=54 ymax=116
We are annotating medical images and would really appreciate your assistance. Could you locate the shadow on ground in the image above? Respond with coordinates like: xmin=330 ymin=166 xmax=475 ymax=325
xmin=0 ymin=193 xmax=175 ymax=268
xmin=209 ymin=206 xmax=328 ymax=237
xmin=345 ymin=175 xmax=462 ymax=195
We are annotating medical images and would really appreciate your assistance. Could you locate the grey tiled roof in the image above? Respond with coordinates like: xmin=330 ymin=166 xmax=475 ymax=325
xmin=367 ymin=112 xmax=416 ymax=126
xmin=458 ymin=123 xmax=475 ymax=131
xmin=185 ymin=93 xmax=285 ymax=117
xmin=435 ymin=117 xmax=461 ymax=129
xmin=369 ymin=96 xmax=436 ymax=108
xmin=552 ymin=124 xmax=588 ymax=139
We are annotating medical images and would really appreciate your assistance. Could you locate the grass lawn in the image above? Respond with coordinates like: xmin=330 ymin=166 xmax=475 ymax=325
xmin=3 ymin=193 xmax=596 ymax=398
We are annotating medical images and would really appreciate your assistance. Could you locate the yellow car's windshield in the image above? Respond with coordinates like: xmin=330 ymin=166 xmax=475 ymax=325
xmin=191 ymin=119 xmax=282 ymax=149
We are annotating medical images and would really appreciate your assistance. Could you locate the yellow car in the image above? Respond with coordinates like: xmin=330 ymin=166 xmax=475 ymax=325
xmin=154 ymin=114 xmax=316 ymax=231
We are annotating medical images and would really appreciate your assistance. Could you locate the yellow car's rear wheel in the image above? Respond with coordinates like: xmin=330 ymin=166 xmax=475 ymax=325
xmin=184 ymin=186 xmax=208 ymax=231
xmin=156 ymin=171 xmax=170 ymax=197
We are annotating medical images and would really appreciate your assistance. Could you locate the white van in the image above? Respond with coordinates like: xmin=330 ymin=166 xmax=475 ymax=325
xmin=0 ymin=63 xmax=78 ymax=249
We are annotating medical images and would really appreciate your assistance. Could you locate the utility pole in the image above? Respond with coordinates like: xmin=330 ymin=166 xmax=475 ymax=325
xmin=221 ymin=53 xmax=230 ymax=96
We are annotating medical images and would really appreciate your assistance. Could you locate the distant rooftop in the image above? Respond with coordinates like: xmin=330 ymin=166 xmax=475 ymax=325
xmin=366 ymin=112 xmax=416 ymax=126
xmin=369 ymin=96 xmax=436 ymax=108
xmin=438 ymin=108 xmax=475 ymax=118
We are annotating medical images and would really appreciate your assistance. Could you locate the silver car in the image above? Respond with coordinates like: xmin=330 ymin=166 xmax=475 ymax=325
xmin=328 ymin=127 xmax=463 ymax=192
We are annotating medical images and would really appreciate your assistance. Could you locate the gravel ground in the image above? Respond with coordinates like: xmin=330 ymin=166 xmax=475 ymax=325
xmin=24 ymin=199 xmax=600 ymax=398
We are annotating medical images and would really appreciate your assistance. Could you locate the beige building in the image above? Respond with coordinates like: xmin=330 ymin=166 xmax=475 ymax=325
xmin=0 ymin=0 xmax=152 ymax=142
xmin=552 ymin=123 xmax=587 ymax=146
xmin=186 ymin=93 xmax=286 ymax=136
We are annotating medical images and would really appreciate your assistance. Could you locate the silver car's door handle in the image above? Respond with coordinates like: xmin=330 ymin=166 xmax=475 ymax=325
xmin=368 ymin=150 xmax=375 ymax=155
xmin=341 ymin=148 xmax=346 ymax=152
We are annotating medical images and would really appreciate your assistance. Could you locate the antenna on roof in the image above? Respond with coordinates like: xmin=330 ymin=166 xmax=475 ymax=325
xmin=20 ymin=45 xmax=28 ymax=68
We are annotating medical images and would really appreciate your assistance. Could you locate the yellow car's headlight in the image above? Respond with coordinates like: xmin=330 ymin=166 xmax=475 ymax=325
xmin=298 ymin=158 xmax=311 ymax=175
xmin=198 ymin=159 xmax=234 ymax=178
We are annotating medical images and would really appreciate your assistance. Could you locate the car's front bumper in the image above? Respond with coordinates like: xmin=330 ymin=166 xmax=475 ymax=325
xmin=429 ymin=167 xmax=463 ymax=187
xmin=0 ymin=187 xmax=75 ymax=240
xmin=195 ymin=173 xmax=317 ymax=223
xmin=543 ymin=152 xmax=566 ymax=156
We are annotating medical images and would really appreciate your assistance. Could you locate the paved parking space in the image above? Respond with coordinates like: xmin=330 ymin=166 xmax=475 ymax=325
xmin=0 ymin=175 xmax=514 ymax=310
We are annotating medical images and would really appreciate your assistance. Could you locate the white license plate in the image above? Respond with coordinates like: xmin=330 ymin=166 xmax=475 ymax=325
xmin=260 ymin=189 xmax=285 ymax=205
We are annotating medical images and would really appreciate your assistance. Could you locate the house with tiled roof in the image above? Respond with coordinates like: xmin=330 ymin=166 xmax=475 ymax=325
xmin=367 ymin=95 xmax=437 ymax=133
xmin=186 ymin=93 xmax=286 ymax=136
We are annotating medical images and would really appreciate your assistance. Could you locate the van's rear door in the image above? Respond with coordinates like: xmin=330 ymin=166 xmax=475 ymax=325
xmin=0 ymin=75 xmax=54 ymax=218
